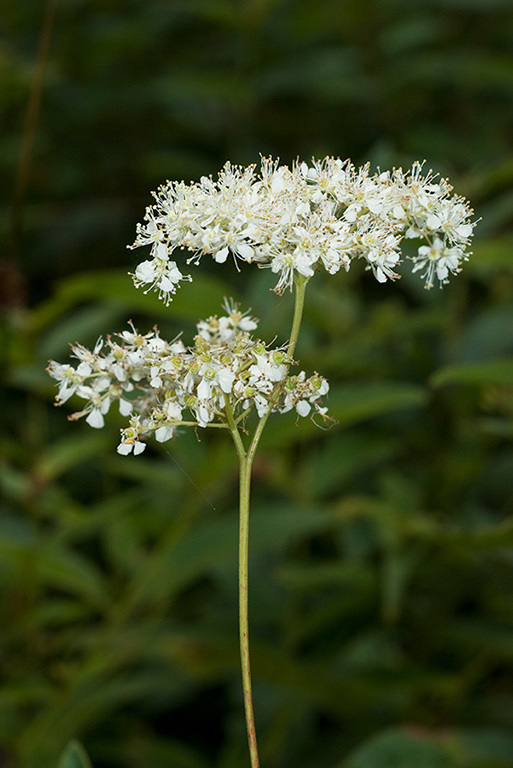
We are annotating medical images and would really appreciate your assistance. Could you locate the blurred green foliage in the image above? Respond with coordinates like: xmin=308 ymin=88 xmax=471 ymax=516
xmin=57 ymin=742 xmax=93 ymax=768
xmin=2 ymin=1 xmax=513 ymax=767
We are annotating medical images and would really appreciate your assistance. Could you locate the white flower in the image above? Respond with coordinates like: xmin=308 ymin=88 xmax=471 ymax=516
xmin=46 ymin=362 xmax=82 ymax=403
xmin=49 ymin=300 xmax=332 ymax=450
xmin=217 ymin=367 xmax=236 ymax=394
xmin=425 ymin=201 xmax=474 ymax=243
xmin=128 ymin=156 xmax=474 ymax=300
xmin=133 ymin=250 xmax=191 ymax=305
xmin=86 ymin=408 xmax=105 ymax=429
xmin=296 ymin=400 xmax=311 ymax=417
xmin=117 ymin=440 xmax=146 ymax=455
xmin=411 ymin=236 xmax=467 ymax=289
xmin=119 ymin=398 xmax=133 ymax=416
xmin=155 ymin=426 xmax=175 ymax=443
xmin=250 ymin=354 xmax=287 ymax=385
xmin=163 ymin=400 xmax=183 ymax=421
xmin=253 ymin=393 xmax=270 ymax=418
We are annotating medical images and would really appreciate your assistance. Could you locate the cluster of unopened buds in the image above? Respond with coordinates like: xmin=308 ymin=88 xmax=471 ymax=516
xmin=48 ymin=302 xmax=330 ymax=454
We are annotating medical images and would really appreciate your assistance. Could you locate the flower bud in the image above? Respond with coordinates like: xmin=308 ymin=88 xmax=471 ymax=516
xmin=272 ymin=351 xmax=286 ymax=365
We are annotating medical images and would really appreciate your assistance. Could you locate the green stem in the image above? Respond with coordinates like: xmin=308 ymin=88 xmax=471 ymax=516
xmin=225 ymin=390 xmax=259 ymax=767
xmin=239 ymin=453 xmax=260 ymax=768
xmin=243 ymin=273 xmax=310 ymax=455
xmin=287 ymin=273 xmax=309 ymax=359
xmin=231 ymin=275 xmax=310 ymax=768
xmin=224 ymin=394 xmax=246 ymax=460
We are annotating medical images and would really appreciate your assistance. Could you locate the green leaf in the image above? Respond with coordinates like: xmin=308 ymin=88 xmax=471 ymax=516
xmin=469 ymin=236 xmax=513 ymax=270
xmin=0 ymin=515 xmax=36 ymax=563
xmin=31 ymin=269 xmax=232 ymax=337
xmin=458 ymin=304 xmax=513 ymax=361
xmin=345 ymin=727 xmax=451 ymax=768
xmin=114 ymin=733 xmax=210 ymax=768
xmin=442 ymin=516 xmax=513 ymax=549
xmin=38 ymin=304 xmax=128 ymax=361
xmin=329 ymin=382 xmax=426 ymax=424
xmin=57 ymin=741 xmax=93 ymax=768
xmin=344 ymin=725 xmax=513 ymax=768
xmin=262 ymin=381 xmax=426 ymax=447
xmin=456 ymin=728 xmax=513 ymax=764
xmin=431 ymin=357 xmax=513 ymax=386
xmin=154 ymin=72 xmax=249 ymax=105
xmin=306 ymin=433 xmax=398 ymax=497
xmin=36 ymin=433 xmax=113 ymax=481
xmin=262 ymin=381 xmax=425 ymax=448
xmin=37 ymin=547 xmax=107 ymax=609
xmin=125 ymin=504 xmax=333 ymax=611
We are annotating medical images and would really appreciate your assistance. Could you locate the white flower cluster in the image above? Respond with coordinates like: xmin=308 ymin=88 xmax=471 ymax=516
xmin=47 ymin=302 xmax=329 ymax=455
xmin=129 ymin=156 xmax=475 ymax=300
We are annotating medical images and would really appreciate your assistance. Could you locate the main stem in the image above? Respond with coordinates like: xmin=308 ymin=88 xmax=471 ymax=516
xmin=235 ymin=274 xmax=309 ymax=768
xmin=239 ymin=454 xmax=259 ymax=768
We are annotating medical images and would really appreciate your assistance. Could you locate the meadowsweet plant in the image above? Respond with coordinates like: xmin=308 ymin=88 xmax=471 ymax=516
xmin=48 ymin=156 xmax=475 ymax=768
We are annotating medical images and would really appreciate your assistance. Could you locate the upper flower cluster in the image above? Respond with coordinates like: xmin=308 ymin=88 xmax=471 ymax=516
xmin=47 ymin=302 xmax=329 ymax=455
xmin=129 ymin=156 xmax=475 ymax=301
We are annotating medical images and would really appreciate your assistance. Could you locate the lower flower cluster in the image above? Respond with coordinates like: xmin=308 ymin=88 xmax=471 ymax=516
xmin=47 ymin=302 xmax=330 ymax=454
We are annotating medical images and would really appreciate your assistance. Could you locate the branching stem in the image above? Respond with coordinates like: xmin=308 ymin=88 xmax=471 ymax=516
xmin=228 ymin=275 xmax=310 ymax=768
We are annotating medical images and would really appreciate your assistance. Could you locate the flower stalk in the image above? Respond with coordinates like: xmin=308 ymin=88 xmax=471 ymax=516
xmin=238 ymin=452 xmax=259 ymax=768
xmin=229 ymin=275 xmax=310 ymax=768
xmin=287 ymin=273 xmax=309 ymax=358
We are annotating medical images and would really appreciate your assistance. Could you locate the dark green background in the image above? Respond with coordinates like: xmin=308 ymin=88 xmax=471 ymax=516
xmin=3 ymin=1 xmax=513 ymax=767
